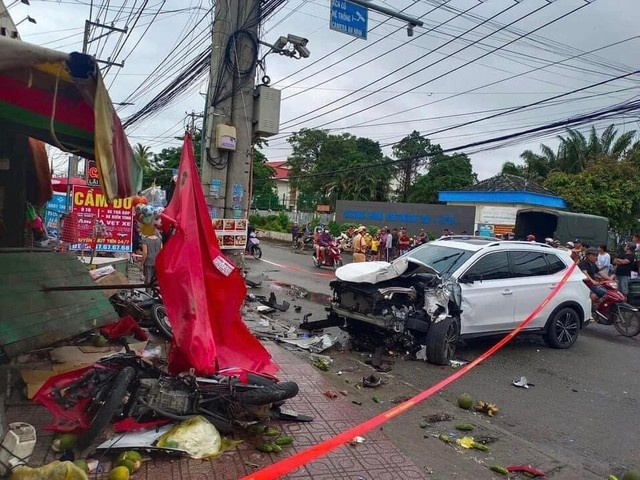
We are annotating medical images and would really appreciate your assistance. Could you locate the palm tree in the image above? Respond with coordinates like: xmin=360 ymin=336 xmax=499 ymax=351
xmin=133 ymin=143 xmax=153 ymax=170
xmin=520 ymin=124 xmax=636 ymax=175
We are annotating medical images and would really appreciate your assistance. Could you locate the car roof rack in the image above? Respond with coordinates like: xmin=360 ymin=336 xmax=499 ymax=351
xmin=486 ymin=240 xmax=553 ymax=249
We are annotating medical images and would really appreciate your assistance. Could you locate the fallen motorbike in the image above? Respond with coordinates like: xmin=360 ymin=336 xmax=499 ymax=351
xmin=312 ymin=240 xmax=343 ymax=270
xmin=42 ymin=345 xmax=306 ymax=449
xmin=109 ymin=286 xmax=173 ymax=339
xmin=586 ymin=279 xmax=640 ymax=337
xmin=245 ymin=231 xmax=262 ymax=259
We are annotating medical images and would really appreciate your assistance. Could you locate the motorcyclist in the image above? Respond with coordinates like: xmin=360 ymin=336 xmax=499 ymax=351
xmin=580 ymin=247 xmax=606 ymax=304
xmin=316 ymin=228 xmax=332 ymax=263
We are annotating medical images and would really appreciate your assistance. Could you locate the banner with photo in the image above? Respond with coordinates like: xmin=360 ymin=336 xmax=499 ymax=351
xmin=212 ymin=218 xmax=248 ymax=249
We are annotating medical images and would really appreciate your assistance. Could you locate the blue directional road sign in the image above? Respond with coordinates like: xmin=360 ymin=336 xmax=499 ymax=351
xmin=330 ymin=0 xmax=368 ymax=40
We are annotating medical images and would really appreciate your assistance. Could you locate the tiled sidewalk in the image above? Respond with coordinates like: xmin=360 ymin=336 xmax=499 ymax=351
xmin=7 ymin=342 xmax=426 ymax=479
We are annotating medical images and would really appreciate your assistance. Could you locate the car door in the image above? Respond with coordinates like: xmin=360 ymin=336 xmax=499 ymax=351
xmin=507 ymin=250 xmax=557 ymax=330
xmin=457 ymin=251 xmax=516 ymax=334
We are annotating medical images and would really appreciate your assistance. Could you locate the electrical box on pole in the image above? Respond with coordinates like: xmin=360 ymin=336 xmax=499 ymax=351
xmin=253 ymin=86 xmax=281 ymax=137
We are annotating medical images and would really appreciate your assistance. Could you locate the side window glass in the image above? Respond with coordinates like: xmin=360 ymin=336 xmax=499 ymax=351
xmin=510 ymin=251 xmax=550 ymax=277
xmin=465 ymin=252 xmax=510 ymax=280
xmin=545 ymin=253 xmax=567 ymax=274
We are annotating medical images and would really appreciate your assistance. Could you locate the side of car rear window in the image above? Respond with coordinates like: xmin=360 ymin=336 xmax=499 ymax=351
xmin=510 ymin=251 xmax=550 ymax=277
xmin=544 ymin=253 xmax=567 ymax=274
xmin=465 ymin=252 xmax=511 ymax=280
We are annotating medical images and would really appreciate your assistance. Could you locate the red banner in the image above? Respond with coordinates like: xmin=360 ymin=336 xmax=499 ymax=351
xmin=70 ymin=185 xmax=133 ymax=252
xmin=156 ymin=133 xmax=277 ymax=376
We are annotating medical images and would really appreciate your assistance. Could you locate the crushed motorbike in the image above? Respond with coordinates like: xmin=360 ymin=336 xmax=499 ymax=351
xmin=42 ymin=344 xmax=307 ymax=449
xmin=109 ymin=286 xmax=172 ymax=339
xmin=587 ymin=279 xmax=640 ymax=337
xmin=312 ymin=240 xmax=343 ymax=270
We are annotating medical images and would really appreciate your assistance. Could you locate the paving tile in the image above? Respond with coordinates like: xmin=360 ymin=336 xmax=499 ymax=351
xmin=6 ymin=342 xmax=426 ymax=479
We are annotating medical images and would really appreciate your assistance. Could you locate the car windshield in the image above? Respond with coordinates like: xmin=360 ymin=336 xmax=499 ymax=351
xmin=405 ymin=244 xmax=474 ymax=277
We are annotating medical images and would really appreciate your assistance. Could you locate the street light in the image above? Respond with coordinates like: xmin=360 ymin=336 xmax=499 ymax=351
xmin=15 ymin=15 xmax=36 ymax=26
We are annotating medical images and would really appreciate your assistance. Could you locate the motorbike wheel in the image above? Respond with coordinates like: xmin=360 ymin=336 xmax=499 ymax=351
xmin=231 ymin=381 xmax=299 ymax=406
xmin=333 ymin=258 xmax=343 ymax=270
xmin=78 ymin=366 xmax=135 ymax=449
xmin=151 ymin=303 xmax=173 ymax=339
xmin=312 ymin=254 xmax=321 ymax=268
xmin=252 ymin=245 xmax=262 ymax=259
xmin=613 ymin=309 xmax=640 ymax=337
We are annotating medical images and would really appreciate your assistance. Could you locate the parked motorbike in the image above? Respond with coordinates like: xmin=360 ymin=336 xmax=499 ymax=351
xmin=246 ymin=231 xmax=262 ymax=259
xmin=586 ymin=279 xmax=640 ymax=337
xmin=57 ymin=347 xmax=304 ymax=449
xmin=313 ymin=240 xmax=343 ymax=270
xmin=109 ymin=286 xmax=173 ymax=339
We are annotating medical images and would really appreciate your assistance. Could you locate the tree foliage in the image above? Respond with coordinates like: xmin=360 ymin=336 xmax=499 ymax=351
xmin=392 ymin=130 xmax=441 ymax=203
xmin=544 ymin=156 xmax=640 ymax=233
xmin=286 ymin=129 xmax=393 ymax=209
xmin=408 ymin=153 xmax=476 ymax=204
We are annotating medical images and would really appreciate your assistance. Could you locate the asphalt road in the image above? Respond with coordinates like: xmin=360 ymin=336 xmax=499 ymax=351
xmin=246 ymin=241 xmax=640 ymax=478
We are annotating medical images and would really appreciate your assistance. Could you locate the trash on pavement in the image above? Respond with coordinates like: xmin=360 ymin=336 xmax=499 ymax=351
xmin=490 ymin=465 xmax=509 ymax=475
xmin=278 ymin=334 xmax=336 ymax=353
xmin=256 ymin=305 xmax=276 ymax=314
xmin=438 ymin=433 xmax=454 ymax=444
xmin=349 ymin=436 xmax=365 ymax=445
xmin=339 ymin=390 xmax=348 ymax=396
xmin=261 ymin=292 xmax=290 ymax=312
xmin=450 ymin=359 xmax=468 ymax=368
xmin=371 ymin=396 xmax=380 ymax=403
xmin=245 ymin=273 xmax=265 ymax=288
xmin=506 ymin=465 xmax=546 ymax=477
xmin=0 ymin=422 xmax=36 ymax=475
xmin=10 ymin=461 xmax=88 ymax=480
xmin=424 ymin=413 xmax=453 ymax=423
xmin=474 ymin=401 xmax=499 ymax=417
xmin=416 ymin=345 xmax=427 ymax=361
xmin=474 ymin=435 xmax=498 ymax=445
xmin=457 ymin=393 xmax=474 ymax=410
xmin=313 ymin=358 xmax=330 ymax=371
xmin=96 ymin=425 xmax=186 ymax=455
xmin=323 ymin=390 xmax=338 ymax=399
xmin=513 ymin=376 xmax=534 ymax=388
xmin=362 ymin=374 xmax=382 ymax=388
xmin=294 ymin=306 xmax=302 ymax=313
xmin=155 ymin=416 xmax=241 ymax=459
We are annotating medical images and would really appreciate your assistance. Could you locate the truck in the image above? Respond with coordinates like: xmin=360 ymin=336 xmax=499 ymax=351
xmin=514 ymin=208 xmax=610 ymax=247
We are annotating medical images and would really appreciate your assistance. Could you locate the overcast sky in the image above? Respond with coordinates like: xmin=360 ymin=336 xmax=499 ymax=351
xmin=11 ymin=0 xmax=640 ymax=179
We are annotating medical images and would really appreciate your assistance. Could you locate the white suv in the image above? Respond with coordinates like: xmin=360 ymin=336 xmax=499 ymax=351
xmin=328 ymin=237 xmax=591 ymax=365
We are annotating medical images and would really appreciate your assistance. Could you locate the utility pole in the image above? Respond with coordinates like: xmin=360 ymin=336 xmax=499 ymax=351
xmin=82 ymin=19 xmax=128 ymax=67
xmin=203 ymin=0 xmax=261 ymax=264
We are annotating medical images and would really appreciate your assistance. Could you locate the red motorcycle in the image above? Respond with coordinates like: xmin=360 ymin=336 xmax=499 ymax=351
xmin=586 ymin=279 xmax=640 ymax=337
xmin=313 ymin=240 xmax=343 ymax=270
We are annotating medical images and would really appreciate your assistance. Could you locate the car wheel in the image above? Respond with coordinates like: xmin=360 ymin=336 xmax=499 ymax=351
xmin=426 ymin=316 xmax=460 ymax=366
xmin=545 ymin=307 xmax=581 ymax=349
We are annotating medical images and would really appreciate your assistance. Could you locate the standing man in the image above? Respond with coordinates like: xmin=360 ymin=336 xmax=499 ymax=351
xmin=352 ymin=226 xmax=366 ymax=263
xmin=613 ymin=243 xmax=636 ymax=299
xmin=291 ymin=222 xmax=299 ymax=247
xmin=385 ymin=227 xmax=393 ymax=262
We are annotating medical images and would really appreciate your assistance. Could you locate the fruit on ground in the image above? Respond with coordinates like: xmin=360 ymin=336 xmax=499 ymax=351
xmin=58 ymin=434 xmax=78 ymax=451
xmin=93 ymin=335 xmax=108 ymax=347
xmin=623 ymin=470 xmax=640 ymax=480
xmin=457 ymin=393 xmax=473 ymax=410
xmin=108 ymin=466 xmax=130 ymax=480
xmin=73 ymin=459 xmax=89 ymax=473
xmin=117 ymin=451 xmax=142 ymax=473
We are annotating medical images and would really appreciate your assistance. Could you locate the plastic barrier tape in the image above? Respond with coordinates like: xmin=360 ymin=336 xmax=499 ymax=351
xmin=242 ymin=262 xmax=578 ymax=480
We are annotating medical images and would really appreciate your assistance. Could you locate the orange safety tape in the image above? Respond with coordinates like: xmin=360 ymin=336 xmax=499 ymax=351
xmin=242 ymin=262 xmax=578 ymax=480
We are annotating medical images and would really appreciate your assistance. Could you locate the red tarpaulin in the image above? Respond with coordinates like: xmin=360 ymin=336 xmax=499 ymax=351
xmin=156 ymin=134 xmax=277 ymax=376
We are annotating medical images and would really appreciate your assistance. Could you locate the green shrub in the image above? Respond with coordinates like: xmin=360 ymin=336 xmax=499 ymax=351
xmin=276 ymin=211 xmax=290 ymax=231
xmin=327 ymin=221 xmax=341 ymax=237
xmin=367 ymin=225 xmax=379 ymax=236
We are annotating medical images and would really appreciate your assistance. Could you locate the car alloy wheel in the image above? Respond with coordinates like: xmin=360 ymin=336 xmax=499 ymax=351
xmin=546 ymin=307 xmax=580 ymax=349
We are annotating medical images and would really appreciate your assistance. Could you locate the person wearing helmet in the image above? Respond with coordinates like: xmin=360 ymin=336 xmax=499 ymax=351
xmin=316 ymin=227 xmax=332 ymax=263
xmin=527 ymin=234 xmax=536 ymax=242
xmin=352 ymin=226 xmax=367 ymax=263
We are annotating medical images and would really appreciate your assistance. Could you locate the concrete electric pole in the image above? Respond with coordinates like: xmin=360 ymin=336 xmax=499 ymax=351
xmin=203 ymin=0 xmax=261 ymax=263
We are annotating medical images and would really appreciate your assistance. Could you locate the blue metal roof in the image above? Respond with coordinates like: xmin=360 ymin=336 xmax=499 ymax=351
xmin=438 ymin=191 xmax=567 ymax=209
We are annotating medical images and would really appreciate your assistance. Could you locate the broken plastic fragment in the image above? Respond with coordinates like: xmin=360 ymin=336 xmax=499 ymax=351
xmin=513 ymin=376 xmax=533 ymax=389
xmin=350 ymin=436 xmax=365 ymax=445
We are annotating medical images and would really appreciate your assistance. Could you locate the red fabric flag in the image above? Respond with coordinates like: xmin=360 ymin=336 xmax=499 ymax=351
xmin=156 ymin=133 xmax=277 ymax=376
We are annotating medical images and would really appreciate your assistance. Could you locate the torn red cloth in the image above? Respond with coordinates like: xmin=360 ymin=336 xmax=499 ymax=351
xmin=506 ymin=465 xmax=545 ymax=477
xmin=156 ymin=133 xmax=277 ymax=376
xmin=100 ymin=315 xmax=149 ymax=341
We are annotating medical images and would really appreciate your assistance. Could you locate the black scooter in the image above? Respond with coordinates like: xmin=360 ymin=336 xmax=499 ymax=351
xmin=109 ymin=286 xmax=172 ymax=339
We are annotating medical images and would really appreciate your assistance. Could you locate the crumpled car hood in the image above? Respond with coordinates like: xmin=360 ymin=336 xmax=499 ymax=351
xmin=335 ymin=257 xmax=438 ymax=284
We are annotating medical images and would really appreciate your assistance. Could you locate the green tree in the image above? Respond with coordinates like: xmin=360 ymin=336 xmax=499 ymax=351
xmin=392 ymin=131 xmax=441 ymax=203
xmin=544 ymin=156 xmax=640 ymax=233
xmin=287 ymin=129 xmax=393 ymax=209
xmin=251 ymin=146 xmax=276 ymax=197
xmin=408 ymin=153 xmax=477 ymax=204
xmin=500 ymin=161 xmax=526 ymax=177
xmin=146 ymin=131 xmax=202 ymax=190
xmin=520 ymin=124 xmax=636 ymax=176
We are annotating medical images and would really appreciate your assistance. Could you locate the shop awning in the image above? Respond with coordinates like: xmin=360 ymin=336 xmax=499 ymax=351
xmin=0 ymin=37 xmax=142 ymax=201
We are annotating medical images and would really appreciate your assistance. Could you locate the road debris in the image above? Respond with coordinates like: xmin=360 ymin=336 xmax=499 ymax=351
xmin=513 ymin=376 xmax=534 ymax=388
xmin=450 ymin=359 xmax=468 ymax=368
xmin=278 ymin=334 xmax=336 ymax=353
xmin=314 ymin=358 xmax=330 ymax=371
xmin=362 ymin=374 xmax=382 ymax=388
xmin=457 ymin=393 xmax=474 ymax=410
xmin=490 ymin=465 xmax=509 ymax=475
xmin=455 ymin=423 xmax=475 ymax=431
xmin=372 ymin=396 xmax=380 ymax=403
xmin=474 ymin=401 xmax=499 ymax=417
xmin=456 ymin=436 xmax=490 ymax=452
xmin=339 ymin=390 xmax=348 ymax=396
xmin=323 ymin=390 xmax=338 ymax=399
xmin=350 ymin=436 xmax=365 ymax=446
xmin=506 ymin=465 xmax=546 ymax=477
xmin=424 ymin=413 xmax=454 ymax=423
